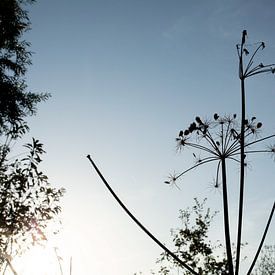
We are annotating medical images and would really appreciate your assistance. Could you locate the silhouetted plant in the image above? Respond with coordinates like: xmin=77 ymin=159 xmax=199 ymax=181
xmin=165 ymin=31 xmax=275 ymax=274
xmin=87 ymin=31 xmax=275 ymax=275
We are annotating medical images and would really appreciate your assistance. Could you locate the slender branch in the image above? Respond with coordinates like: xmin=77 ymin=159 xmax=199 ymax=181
xmin=223 ymin=121 xmax=231 ymax=152
xmin=227 ymin=156 xmax=241 ymax=163
xmin=86 ymin=155 xmax=199 ymax=275
xmin=244 ymin=44 xmax=264 ymax=76
xmin=186 ymin=142 xmax=219 ymax=156
xmin=175 ymin=157 xmax=217 ymax=180
xmin=225 ymin=133 xmax=242 ymax=157
xmin=246 ymin=67 xmax=275 ymax=78
xmin=246 ymin=64 xmax=270 ymax=76
xmin=246 ymin=201 xmax=275 ymax=275
xmin=231 ymin=150 xmax=270 ymax=156
xmin=221 ymin=123 xmax=225 ymax=152
xmin=244 ymin=134 xmax=275 ymax=147
xmin=202 ymin=128 xmax=221 ymax=154
xmin=215 ymin=160 xmax=221 ymax=187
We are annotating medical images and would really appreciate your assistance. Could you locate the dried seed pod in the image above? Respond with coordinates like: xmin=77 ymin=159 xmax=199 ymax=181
xmin=242 ymin=30 xmax=247 ymax=45
xmin=214 ymin=113 xmax=219 ymax=120
xmin=257 ymin=122 xmax=262 ymax=128
xmin=189 ymin=122 xmax=196 ymax=132
xmin=195 ymin=116 xmax=202 ymax=124
xmin=243 ymin=48 xmax=249 ymax=55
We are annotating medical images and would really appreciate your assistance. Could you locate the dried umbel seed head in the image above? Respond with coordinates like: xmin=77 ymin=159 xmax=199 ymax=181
xmin=214 ymin=113 xmax=219 ymax=120
xmin=189 ymin=122 xmax=197 ymax=132
xmin=257 ymin=122 xmax=262 ymax=128
xmin=243 ymin=48 xmax=249 ymax=55
xmin=184 ymin=129 xmax=190 ymax=136
xmin=195 ymin=116 xmax=203 ymax=125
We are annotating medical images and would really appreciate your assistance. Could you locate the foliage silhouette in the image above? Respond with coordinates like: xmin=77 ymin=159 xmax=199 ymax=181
xmin=0 ymin=0 xmax=65 ymax=273
xmin=0 ymin=138 xmax=65 ymax=274
xmin=87 ymin=31 xmax=275 ymax=275
xmin=0 ymin=0 xmax=49 ymax=136
xmin=153 ymin=198 xmax=228 ymax=275
xmin=252 ymin=245 xmax=275 ymax=275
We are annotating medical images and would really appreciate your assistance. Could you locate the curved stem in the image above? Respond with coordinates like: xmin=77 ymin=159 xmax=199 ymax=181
xmin=86 ymin=155 xmax=199 ymax=275
xmin=175 ymin=157 xmax=217 ymax=180
xmin=244 ymin=44 xmax=264 ymax=76
xmin=186 ymin=142 xmax=218 ymax=156
xmin=245 ymin=134 xmax=275 ymax=147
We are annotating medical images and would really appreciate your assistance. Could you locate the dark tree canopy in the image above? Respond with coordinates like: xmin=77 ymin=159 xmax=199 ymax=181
xmin=0 ymin=0 xmax=49 ymax=135
xmin=0 ymin=1 xmax=64 ymax=273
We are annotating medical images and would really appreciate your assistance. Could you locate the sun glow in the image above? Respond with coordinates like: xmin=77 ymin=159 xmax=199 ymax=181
xmin=10 ymin=246 xmax=60 ymax=275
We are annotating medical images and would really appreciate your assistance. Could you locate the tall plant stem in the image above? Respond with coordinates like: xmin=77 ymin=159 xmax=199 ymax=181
xmin=235 ymin=65 xmax=246 ymax=275
xmin=247 ymin=202 xmax=275 ymax=275
xmin=86 ymin=155 xmax=199 ymax=275
xmin=221 ymin=158 xmax=234 ymax=274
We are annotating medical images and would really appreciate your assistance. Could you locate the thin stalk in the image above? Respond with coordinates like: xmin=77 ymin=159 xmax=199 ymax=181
xmin=235 ymin=54 xmax=246 ymax=275
xmin=186 ymin=142 xmax=219 ymax=156
xmin=244 ymin=44 xmax=264 ymax=76
xmin=175 ymin=157 xmax=217 ymax=180
xmin=4 ymin=258 xmax=18 ymax=275
xmin=86 ymin=155 xmax=199 ymax=275
xmin=246 ymin=201 xmax=275 ymax=275
xmin=54 ymin=248 xmax=63 ymax=275
xmin=246 ymin=67 xmax=275 ymax=78
xmin=221 ymin=158 xmax=234 ymax=274
xmin=244 ymin=134 xmax=275 ymax=147
xmin=223 ymin=120 xmax=232 ymax=152
xmin=70 ymin=256 xmax=72 ymax=275
xmin=201 ymin=129 xmax=221 ymax=153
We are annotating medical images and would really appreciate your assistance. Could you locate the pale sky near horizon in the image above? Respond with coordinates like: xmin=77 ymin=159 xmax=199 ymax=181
xmin=9 ymin=0 xmax=275 ymax=274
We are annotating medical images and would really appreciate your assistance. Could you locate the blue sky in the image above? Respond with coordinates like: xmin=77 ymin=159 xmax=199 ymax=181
xmin=13 ymin=0 xmax=275 ymax=274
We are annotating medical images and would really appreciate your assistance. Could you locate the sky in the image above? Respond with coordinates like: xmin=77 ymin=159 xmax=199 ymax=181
xmin=8 ymin=0 xmax=275 ymax=274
